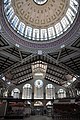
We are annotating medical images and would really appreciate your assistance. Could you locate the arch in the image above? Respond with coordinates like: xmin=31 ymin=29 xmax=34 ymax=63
xmin=46 ymin=84 xmax=55 ymax=99
xmin=22 ymin=84 xmax=32 ymax=99
xmin=11 ymin=88 xmax=20 ymax=98
xmin=58 ymin=89 xmax=66 ymax=98
xmin=34 ymin=80 xmax=44 ymax=99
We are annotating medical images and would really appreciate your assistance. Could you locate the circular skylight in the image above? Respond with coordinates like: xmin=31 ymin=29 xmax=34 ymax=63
xmin=33 ymin=0 xmax=48 ymax=5
xmin=34 ymin=80 xmax=43 ymax=88
xmin=4 ymin=0 xmax=79 ymax=41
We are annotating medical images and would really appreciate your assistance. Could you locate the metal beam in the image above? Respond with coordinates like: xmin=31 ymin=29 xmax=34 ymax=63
xmin=59 ymin=52 xmax=80 ymax=62
xmin=44 ymin=54 xmax=76 ymax=75
xmin=47 ymin=71 xmax=65 ymax=81
xmin=0 ymin=51 xmax=20 ymax=61
xmin=46 ymin=73 xmax=64 ymax=83
xmin=56 ymin=49 xmax=62 ymax=63
xmin=18 ymin=49 xmax=23 ymax=61
xmin=0 ymin=45 xmax=12 ymax=51
xmin=47 ymin=63 xmax=67 ymax=74
xmin=67 ymin=37 xmax=80 ymax=46
xmin=66 ymin=46 xmax=80 ymax=52
xmin=2 ymin=54 xmax=37 ymax=73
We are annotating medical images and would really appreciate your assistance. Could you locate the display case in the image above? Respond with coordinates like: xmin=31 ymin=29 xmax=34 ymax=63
xmin=5 ymin=101 xmax=24 ymax=119
xmin=52 ymin=98 xmax=80 ymax=119
xmin=0 ymin=98 xmax=31 ymax=119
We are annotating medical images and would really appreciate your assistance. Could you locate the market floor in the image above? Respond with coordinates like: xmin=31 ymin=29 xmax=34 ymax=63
xmin=24 ymin=115 xmax=53 ymax=120
xmin=2 ymin=115 xmax=53 ymax=120
xmin=2 ymin=115 xmax=80 ymax=120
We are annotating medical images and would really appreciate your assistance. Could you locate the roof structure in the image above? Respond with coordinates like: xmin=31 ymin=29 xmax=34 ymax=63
xmin=0 ymin=0 xmax=80 ymax=87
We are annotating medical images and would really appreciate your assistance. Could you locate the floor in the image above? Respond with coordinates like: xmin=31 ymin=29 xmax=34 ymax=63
xmin=1 ymin=115 xmax=53 ymax=120
xmin=1 ymin=115 xmax=80 ymax=120
xmin=24 ymin=115 xmax=52 ymax=120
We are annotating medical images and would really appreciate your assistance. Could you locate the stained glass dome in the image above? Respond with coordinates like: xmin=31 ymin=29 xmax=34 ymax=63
xmin=4 ymin=0 xmax=79 ymax=41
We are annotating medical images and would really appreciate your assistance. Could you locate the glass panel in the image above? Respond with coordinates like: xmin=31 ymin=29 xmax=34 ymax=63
xmin=55 ymin=22 xmax=63 ymax=37
xmin=48 ymin=27 xmax=56 ymax=39
xmin=4 ymin=0 xmax=11 ymax=4
xmin=32 ymin=29 xmax=39 ymax=40
xmin=61 ymin=16 xmax=70 ymax=31
xmin=4 ymin=0 xmax=8 ymax=3
xmin=25 ymin=26 xmax=32 ymax=39
xmin=70 ymin=0 xmax=78 ymax=13
xmin=40 ymin=29 xmax=47 ymax=41
xmin=4 ymin=0 xmax=11 ymax=10
xmin=6 ymin=7 xmax=14 ymax=21
xmin=66 ymin=8 xmax=75 ymax=24
xmin=11 ymin=15 xmax=19 ymax=30
xmin=17 ymin=22 xmax=25 ymax=36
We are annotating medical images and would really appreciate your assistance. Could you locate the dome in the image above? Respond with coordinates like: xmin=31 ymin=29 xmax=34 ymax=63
xmin=1 ymin=0 xmax=79 ymax=53
xmin=4 ymin=0 xmax=79 ymax=41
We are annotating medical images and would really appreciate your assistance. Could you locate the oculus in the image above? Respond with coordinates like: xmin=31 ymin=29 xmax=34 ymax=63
xmin=33 ymin=0 xmax=48 ymax=5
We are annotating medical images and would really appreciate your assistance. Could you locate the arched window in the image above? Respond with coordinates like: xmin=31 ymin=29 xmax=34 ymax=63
xmin=11 ymin=88 xmax=20 ymax=98
xmin=58 ymin=89 xmax=66 ymax=98
xmin=46 ymin=84 xmax=55 ymax=99
xmin=22 ymin=84 xmax=32 ymax=99
xmin=34 ymin=80 xmax=43 ymax=99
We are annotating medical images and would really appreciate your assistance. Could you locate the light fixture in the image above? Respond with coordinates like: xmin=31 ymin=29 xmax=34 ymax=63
xmin=61 ymin=44 xmax=65 ymax=48
xmin=15 ymin=43 xmax=19 ymax=48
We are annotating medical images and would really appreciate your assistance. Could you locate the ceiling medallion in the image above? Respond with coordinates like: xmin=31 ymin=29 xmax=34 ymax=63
xmin=33 ymin=0 xmax=48 ymax=5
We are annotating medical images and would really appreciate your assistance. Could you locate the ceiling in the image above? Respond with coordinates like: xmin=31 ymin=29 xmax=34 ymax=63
xmin=12 ymin=0 xmax=69 ymax=27
xmin=0 ymin=34 xmax=80 ymax=86
xmin=0 ymin=0 xmax=80 ymax=87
